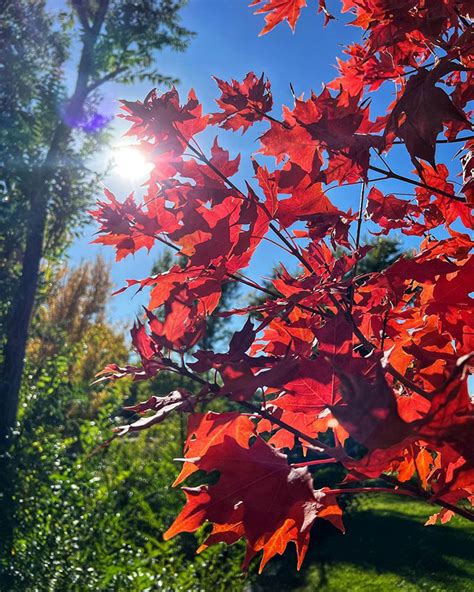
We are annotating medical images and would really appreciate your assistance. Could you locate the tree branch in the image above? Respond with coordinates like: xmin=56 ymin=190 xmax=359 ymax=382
xmin=71 ymin=0 xmax=91 ymax=31
xmin=160 ymin=358 xmax=343 ymax=459
xmin=167 ymin=360 xmax=474 ymax=524
xmin=368 ymin=164 xmax=466 ymax=203
xmin=238 ymin=400 xmax=345 ymax=459
xmin=382 ymin=475 xmax=474 ymax=523
xmin=171 ymin=128 xmax=437 ymax=398
xmin=182 ymin=136 xmax=316 ymax=275
xmin=392 ymin=134 xmax=474 ymax=145
xmin=91 ymin=0 xmax=110 ymax=37
xmin=86 ymin=66 xmax=128 ymax=93
xmin=148 ymin=230 xmax=322 ymax=316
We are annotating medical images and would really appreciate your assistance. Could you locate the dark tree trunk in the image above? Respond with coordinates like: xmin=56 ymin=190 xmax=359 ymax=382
xmin=0 ymin=126 xmax=69 ymax=445
xmin=0 ymin=125 xmax=70 ymax=575
xmin=0 ymin=205 xmax=46 ymax=442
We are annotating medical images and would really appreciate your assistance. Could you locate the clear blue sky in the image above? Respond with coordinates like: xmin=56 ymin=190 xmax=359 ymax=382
xmin=66 ymin=1 xmax=460 ymax=325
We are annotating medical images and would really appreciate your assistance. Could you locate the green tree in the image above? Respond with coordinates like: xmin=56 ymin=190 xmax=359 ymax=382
xmin=355 ymin=237 xmax=404 ymax=274
xmin=2 ymin=259 xmax=247 ymax=590
xmin=26 ymin=256 xmax=126 ymax=385
xmin=0 ymin=0 xmax=193 ymax=448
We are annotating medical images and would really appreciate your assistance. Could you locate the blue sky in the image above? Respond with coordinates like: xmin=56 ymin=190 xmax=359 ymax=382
xmin=66 ymin=1 xmax=464 ymax=326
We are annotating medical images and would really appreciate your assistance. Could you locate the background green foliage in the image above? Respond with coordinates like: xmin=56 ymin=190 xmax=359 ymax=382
xmin=10 ymin=365 xmax=246 ymax=591
xmin=4 ymin=261 xmax=247 ymax=591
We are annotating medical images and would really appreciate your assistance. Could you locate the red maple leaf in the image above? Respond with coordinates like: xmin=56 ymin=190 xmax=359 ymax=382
xmin=165 ymin=435 xmax=343 ymax=571
xmin=386 ymin=63 xmax=470 ymax=171
xmin=250 ymin=0 xmax=307 ymax=35
xmin=211 ymin=72 xmax=273 ymax=133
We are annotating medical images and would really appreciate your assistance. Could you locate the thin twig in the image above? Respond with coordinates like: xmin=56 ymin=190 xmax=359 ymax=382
xmin=392 ymin=134 xmax=474 ymax=145
xmin=257 ymin=110 xmax=467 ymax=204
xmin=349 ymin=181 xmax=366 ymax=311
xmin=330 ymin=486 xmax=419 ymax=498
xmin=292 ymin=457 xmax=338 ymax=468
xmin=146 ymin=351 xmax=474 ymax=523
xmin=368 ymin=164 xmax=466 ymax=203
xmin=237 ymin=400 xmax=343 ymax=458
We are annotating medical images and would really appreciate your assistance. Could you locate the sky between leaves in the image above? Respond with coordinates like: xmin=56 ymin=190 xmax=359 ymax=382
xmin=65 ymin=0 xmax=463 ymax=325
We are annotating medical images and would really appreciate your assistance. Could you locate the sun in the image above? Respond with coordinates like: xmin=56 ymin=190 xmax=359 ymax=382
xmin=113 ymin=145 xmax=152 ymax=181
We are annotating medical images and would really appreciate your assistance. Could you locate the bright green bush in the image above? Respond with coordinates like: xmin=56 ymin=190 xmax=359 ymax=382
xmin=6 ymin=353 xmax=247 ymax=591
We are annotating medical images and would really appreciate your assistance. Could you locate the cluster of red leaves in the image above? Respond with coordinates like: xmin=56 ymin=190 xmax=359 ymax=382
xmin=91 ymin=0 xmax=474 ymax=572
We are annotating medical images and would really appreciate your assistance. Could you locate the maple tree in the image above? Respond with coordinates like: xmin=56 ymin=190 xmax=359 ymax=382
xmin=91 ymin=0 xmax=474 ymax=573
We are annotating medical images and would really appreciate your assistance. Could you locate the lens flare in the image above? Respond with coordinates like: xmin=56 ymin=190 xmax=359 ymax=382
xmin=113 ymin=146 xmax=151 ymax=181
